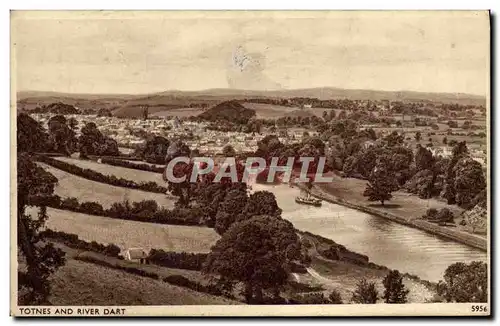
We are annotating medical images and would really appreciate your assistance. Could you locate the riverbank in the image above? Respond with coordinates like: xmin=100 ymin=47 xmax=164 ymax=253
xmin=295 ymin=181 xmax=487 ymax=252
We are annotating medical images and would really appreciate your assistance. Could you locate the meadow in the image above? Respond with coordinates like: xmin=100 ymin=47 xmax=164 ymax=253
xmin=36 ymin=162 xmax=175 ymax=209
xmin=55 ymin=156 xmax=164 ymax=184
xmin=30 ymin=207 xmax=219 ymax=253
xmin=48 ymin=259 xmax=237 ymax=305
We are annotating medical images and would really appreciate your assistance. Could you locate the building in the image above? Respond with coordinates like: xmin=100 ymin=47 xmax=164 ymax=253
xmin=124 ymin=248 xmax=150 ymax=264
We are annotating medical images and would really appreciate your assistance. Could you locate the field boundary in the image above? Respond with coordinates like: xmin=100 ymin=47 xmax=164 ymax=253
xmin=36 ymin=154 xmax=168 ymax=194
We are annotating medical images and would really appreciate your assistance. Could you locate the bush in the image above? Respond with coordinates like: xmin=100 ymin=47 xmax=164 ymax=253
xmin=46 ymin=196 xmax=204 ymax=226
xmin=75 ymin=256 xmax=159 ymax=280
xmin=36 ymin=155 xmax=167 ymax=193
xmin=100 ymin=157 xmax=164 ymax=173
xmin=328 ymin=289 xmax=343 ymax=304
xmin=163 ymin=275 xmax=223 ymax=297
xmin=41 ymin=229 xmax=122 ymax=258
xmin=148 ymin=249 xmax=207 ymax=270
xmin=422 ymin=208 xmax=438 ymax=219
xmin=288 ymin=292 xmax=331 ymax=304
xmin=80 ymin=202 xmax=104 ymax=216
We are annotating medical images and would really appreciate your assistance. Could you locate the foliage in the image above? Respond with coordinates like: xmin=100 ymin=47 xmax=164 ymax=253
xmin=198 ymin=100 xmax=256 ymax=124
xmin=351 ymin=278 xmax=379 ymax=304
xmin=453 ymin=157 xmax=486 ymax=208
xmin=442 ymin=141 xmax=468 ymax=204
xmin=204 ymin=215 xmax=301 ymax=303
xmin=214 ymin=187 xmax=248 ymax=235
xmin=17 ymin=113 xmax=50 ymax=153
xmin=239 ymin=191 xmax=283 ymax=221
xmin=222 ymin=145 xmax=236 ymax=157
xmin=363 ymin=161 xmax=399 ymax=205
xmin=32 ymin=102 xmax=80 ymax=114
xmin=437 ymin=261 xmax=487 ymax=303
xmin=99 ymin=157 xmax=164 ymax=173
xmin=138 ymin=136 xmax=170 ymax=164
xmin=148 ymin=249 xmax=208 ymax=271
xmin=328 ymin=289 xmax=344 ymax=304
xmin=40 ymin=229 xmax=121 ymax=257
xmin=79 ymin=122 xmax=119 ymax=158
xmin=17 ymin=154 xmax=66 ymax=304
xmin=382 ymin=270 xmax=409 ymax=303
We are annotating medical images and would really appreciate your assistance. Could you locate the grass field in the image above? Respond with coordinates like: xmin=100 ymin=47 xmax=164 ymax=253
xmin=318 ymin=174 xmax=465 ymax=223
xmin=309 ymin=257 xmax=435 ymax=303
xmin=48 ymin=259 xmax=237 ymax=305
xmin=54 ymin=157 xmax=164 ymax=184
xmin=242 ymin=102 xmax=298 ymax=119
xmin=29 ymin=207 xmax=219 ymax=253
xmin=36 ymin=162 xmax=175 ymax=209
xmin=151 ymin=107 xmax=205 ymax=118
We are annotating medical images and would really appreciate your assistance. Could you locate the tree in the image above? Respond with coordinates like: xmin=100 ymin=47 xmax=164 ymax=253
xmin=328 ymin=289 xmax=343 ymax=304
xmin=322 ymin=110 xmax=328 ymax=120
xmin=142 ymin=105 xmax=149 ymax=120
xmin=442 ymin=141 xmax=468 ymax=204
xmin=351 ymin=278 xmax=378 ymax=304
xmin=204 ymin=215 xmax=301 ymax=303
xmin=141 ymin=136 xmax=170 ymax=164
xmin=214 ymin=187 xmax=248 ymax=235
xmin=437 ymin=261 xmax=487 ymax=303
xmin=46 ymin=115 xmax=78 ymax=155
xmin=17 ymin=154 xmax=66 ymax=304
xmin=79 ymin=122 xmax=118 ymax=158
xmin=363 ymin=162 xmax=399 ymax=205
xmin=442 ymin=136 xmax=448 ymax=145
xmin=383 ymin=131 xmax=404 ymax=147
xmin=382 ymin=270 xmax=409 ymax=303
xmin=165 ymin=140 xmax=191 ymax=164
xmin=222 ymin=144 xmax=236 ymax=157
xmin=415 ymin=145 xmax=435 ymax=172
xmin=165 ymin=161 xmax=195 ymax=207
xmin=453 ymin=158 xmax=486 ymax=208
xmin=414 ymin=131 xmax=421 ymax=142
xmin=17 ymin=113 xmax=49 ymax=153
xmin=239 ymin=191 xmax=282 ymax=221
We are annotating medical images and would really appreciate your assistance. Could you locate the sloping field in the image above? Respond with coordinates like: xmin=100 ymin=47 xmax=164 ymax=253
xmin=242 ymin=102 xmax=298 ymax=119
xmin=29 ymin=207 xmax=219 ymax=253
xmin=308 ymin=258 xmax=435 ymax=303
xmin=54 ymin=157 xmax=164 ymax=184
xmin=49 ymin=259 xmax=237 ymax=305
xmin=151 ymin=107 xmax=205 ymax=118
xmin=36 ymin=162 xmax=174 ymax=209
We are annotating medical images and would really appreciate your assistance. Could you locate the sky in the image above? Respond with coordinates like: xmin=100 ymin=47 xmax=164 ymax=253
xmin=12 ymin=11 xmax=490 ymax=96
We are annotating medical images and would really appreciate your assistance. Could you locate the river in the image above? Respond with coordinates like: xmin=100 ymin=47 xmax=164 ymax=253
xmin=252 ymin=183 xmax=487 ymax=282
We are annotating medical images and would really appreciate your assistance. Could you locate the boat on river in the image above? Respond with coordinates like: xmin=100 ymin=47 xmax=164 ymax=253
xmin=295 ymin=196 xmax=322 ymax=207
xmin=295 ymin=188 xmax=322 ymax=207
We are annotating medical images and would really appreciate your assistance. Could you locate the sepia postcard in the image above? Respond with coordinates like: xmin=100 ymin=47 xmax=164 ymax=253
xmin=10 ymin=10 xmax=491 ymax=317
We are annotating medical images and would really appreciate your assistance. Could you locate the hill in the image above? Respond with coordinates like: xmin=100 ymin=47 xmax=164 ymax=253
xmin=198 ymin=100 xmax=256 ymax=124
xmin=17 ymin=87 xmax=486 ymax=114
xmin=284 ymin=109 xmax=318 ymax=119
xmin=35 ymin=162 xmax=175 ymax=209
xmin=26 ymin=206 xmax=219 ymax=253
xmin=48 ymin=259 xmax=236 ymax=305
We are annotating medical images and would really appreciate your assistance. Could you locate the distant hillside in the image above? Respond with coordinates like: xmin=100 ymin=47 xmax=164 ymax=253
xmin=284 ymin=109 xmax=318 ymax=119
xmin=32 ymin=101 xmax=80 ymax=114
xmin=198 ymin=100 xmax=256 ymax=124
xmin=16 ymin=87 xmax=486 ymax=114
